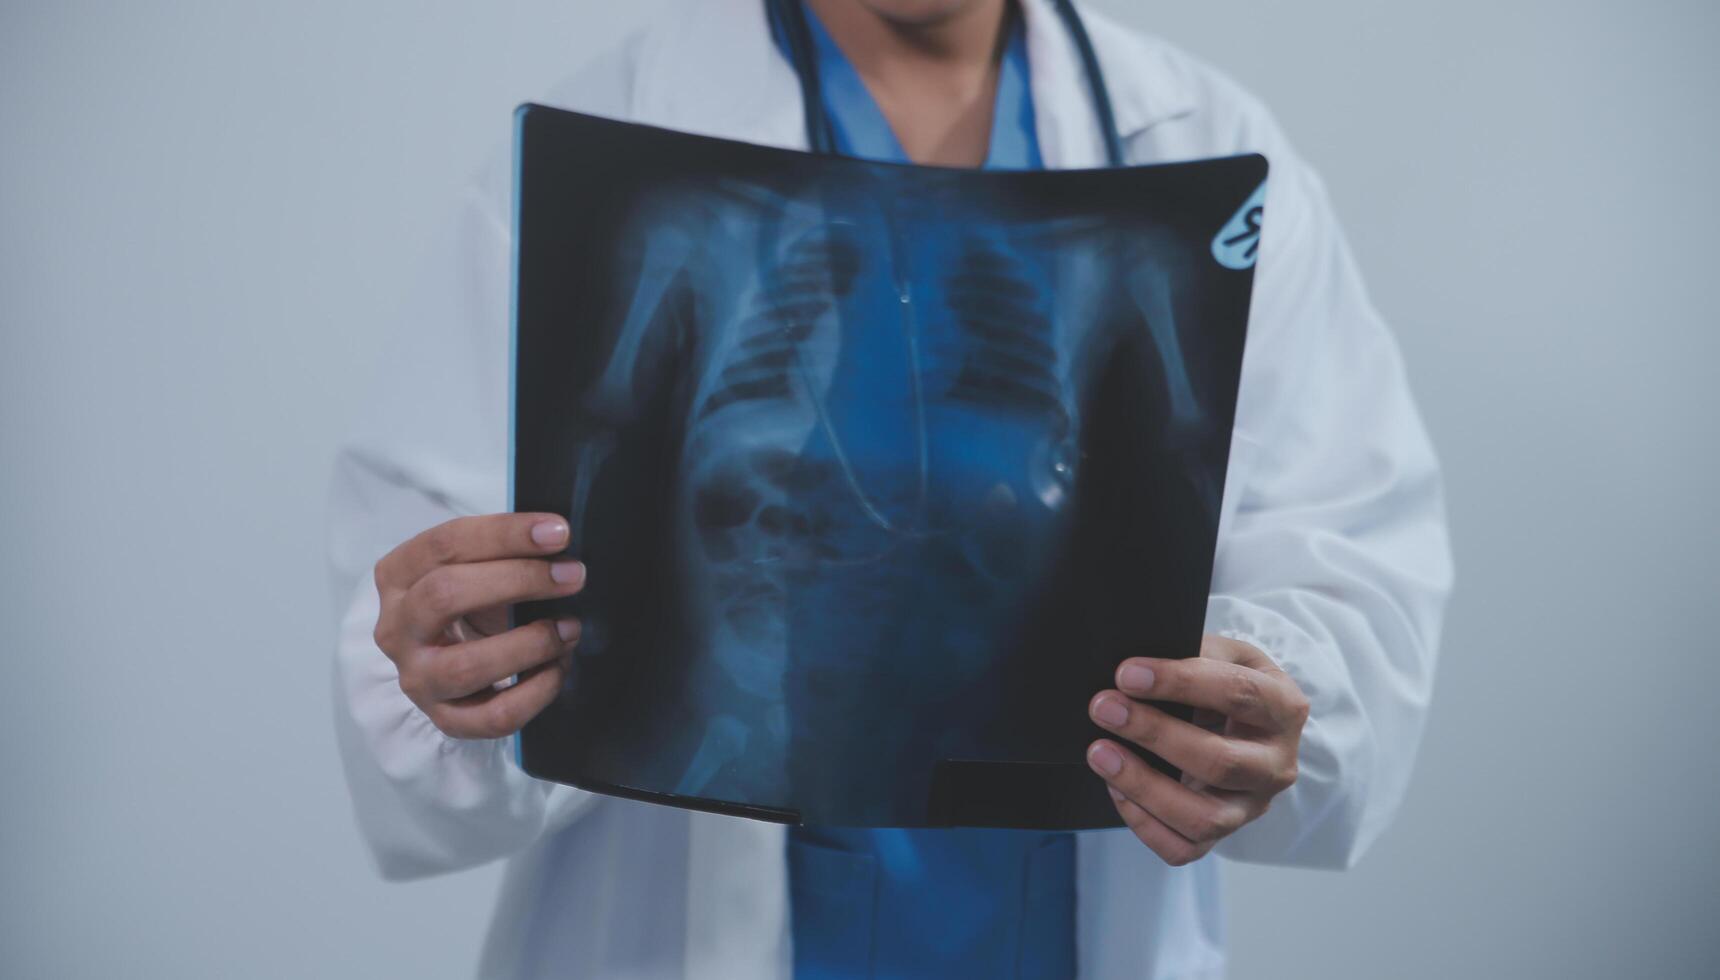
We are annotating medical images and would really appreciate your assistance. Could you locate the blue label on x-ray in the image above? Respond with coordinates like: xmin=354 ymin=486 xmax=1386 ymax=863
xmin=1212 ymin=181 xmax=1267 ymax=270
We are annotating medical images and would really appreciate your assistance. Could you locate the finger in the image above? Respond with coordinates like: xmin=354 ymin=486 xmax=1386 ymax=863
xmin=401 ymin=557 xmax=586 ymax=641
xmin=463 ymin=606 xmax=510 ymax=638
xmin=1199 ymin=633 xmax=1286 ymax=673
xmin=409 ymin=618 xmax=580 ymax=703
xmin=1114 ymin=655 xmax=1303 ymax=732
xmin=1089 ymin=694 xmax=1291 ymax=793
xmin=375 ymin=513 xmax=571 ymax=591
xmin=1104 ymin=781 xmax=1211 ymax=867
xmin=426 ymin=660 xmax=568 ymax=740
xmin=1085 ymin=738 xmax=1254 ymax=843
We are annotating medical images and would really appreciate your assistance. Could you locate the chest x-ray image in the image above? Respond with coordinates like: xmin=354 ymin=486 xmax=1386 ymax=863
xmin=512 ymin=107 xmax=1266 ymax=829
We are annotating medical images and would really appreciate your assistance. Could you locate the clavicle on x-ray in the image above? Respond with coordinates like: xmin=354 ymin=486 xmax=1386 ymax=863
xmin=512 ymin=107 xmax=1265 ymax=828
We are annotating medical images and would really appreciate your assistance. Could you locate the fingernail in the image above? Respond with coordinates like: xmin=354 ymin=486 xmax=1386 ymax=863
xmin=1106 ymin=785 xmax=1125 ymax=802
xmin=1092 ymin=695 xmax=1129 ymax=727
xmin=555 ymin=618 xmax=581 ymax=643
xmin=532 ymin=520 xmax=569 ymax=547
xmin=1118 ymin=663 xmax=1155 ymax=693
xmin=1088 ymin=742 xmax=1124 ymax=777
xmin=550 ymin=560 xmax=585 ymax=586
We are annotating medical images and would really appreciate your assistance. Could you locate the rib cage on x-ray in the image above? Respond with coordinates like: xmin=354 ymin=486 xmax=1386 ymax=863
xmin=564 ymin=171 xmax=1213 ymax=823
xmin=511 ymin=106 xmax=1261 ymax=828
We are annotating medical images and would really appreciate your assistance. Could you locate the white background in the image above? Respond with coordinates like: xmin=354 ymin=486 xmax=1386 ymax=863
xmin=3 ymin=1 xmax=1716 ymax=976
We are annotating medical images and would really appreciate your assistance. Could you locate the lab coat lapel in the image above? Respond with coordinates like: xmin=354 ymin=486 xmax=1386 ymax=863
xmin=629 ymin=0 xmax=808 ymax=150
xmin=1019 ymin=0 xmax=1198 ymax=168
xmin=1020 ymin=0 xmax=1108 ymax=169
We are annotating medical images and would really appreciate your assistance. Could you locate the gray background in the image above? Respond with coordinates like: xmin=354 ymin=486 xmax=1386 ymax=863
xmin=2 ymin=1 xmax=1715 ymax=976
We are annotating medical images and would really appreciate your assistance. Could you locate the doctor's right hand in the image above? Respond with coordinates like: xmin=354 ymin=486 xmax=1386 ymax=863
xmin=371 ymin=513 xmax=586 ymax=739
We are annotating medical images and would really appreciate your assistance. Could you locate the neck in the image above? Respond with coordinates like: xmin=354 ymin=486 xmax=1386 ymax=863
xmin=801 ymin=0 xmax=1014 ymax=166
xmin=801 ymin=0 xmax=1011 ymax=72
xmin=803 ymin=0 xmax=1010 ymax=75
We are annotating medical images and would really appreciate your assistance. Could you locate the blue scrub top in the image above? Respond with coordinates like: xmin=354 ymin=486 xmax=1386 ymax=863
xmin=772 ymin=5 xmax=1076 ymax=978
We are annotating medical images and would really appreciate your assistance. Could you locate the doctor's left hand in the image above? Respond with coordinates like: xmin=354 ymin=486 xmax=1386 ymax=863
xmin=1085 ymin=635 xmax=1309 ymax=866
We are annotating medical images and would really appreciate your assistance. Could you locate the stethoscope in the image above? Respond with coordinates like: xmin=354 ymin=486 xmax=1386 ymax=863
xmin=765 ymin=0 xmax=1125 ymax=168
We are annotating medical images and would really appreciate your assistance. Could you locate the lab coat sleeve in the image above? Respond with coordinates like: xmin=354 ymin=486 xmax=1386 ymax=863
xmin=327 ymin=41 xmax=644 ymax=881
xmin=1202 ymin=97 xmax=1454 ymax=870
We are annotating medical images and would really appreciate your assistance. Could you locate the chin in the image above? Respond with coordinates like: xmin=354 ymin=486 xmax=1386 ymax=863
xmin=855 ymin=0 xmax=985 ymax=27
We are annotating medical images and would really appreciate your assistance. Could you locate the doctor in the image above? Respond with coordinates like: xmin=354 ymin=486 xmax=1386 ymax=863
xmin=330 ymin=0 xmax=1453 ymax=977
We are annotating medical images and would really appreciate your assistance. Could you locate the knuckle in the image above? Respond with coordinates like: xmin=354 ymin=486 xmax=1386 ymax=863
xmin=1286 ymin=689 xmax=1312 ymax=726
xmin=397 ymin=667 xmax=430 ymax=708
xmin=1205 ymin=743 xmax=1245 ymax=786
xmin=1187 ymin=814 xmax=1224 ymax=843
xmin=372 ymin=607 xmax=407 ymax=657
xmin=1229 ymin=672 xmax=1264 ymax=716
xmin=371 ymin=617 xmax=396 ymax=654
xmin=1275 ymin=759 xmax=1300 ymax=793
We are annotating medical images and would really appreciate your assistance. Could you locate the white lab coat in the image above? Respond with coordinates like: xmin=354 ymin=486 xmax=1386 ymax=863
xmin=328 ymin=1 xmax=1453 ymax=977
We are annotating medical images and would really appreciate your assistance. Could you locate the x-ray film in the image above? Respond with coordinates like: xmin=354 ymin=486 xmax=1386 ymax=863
xmin=512 ymin=105 xmax=1266 ymax=829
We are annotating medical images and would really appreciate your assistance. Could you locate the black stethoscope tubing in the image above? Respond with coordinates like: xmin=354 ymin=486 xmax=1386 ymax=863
xmin=766 ymin=0 xmax=1125 ymax=168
